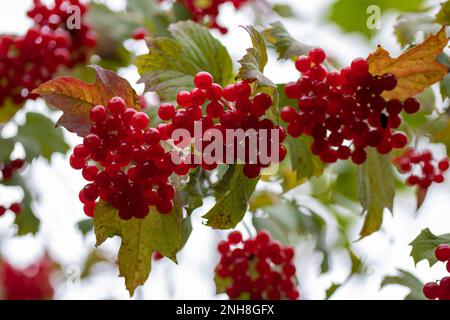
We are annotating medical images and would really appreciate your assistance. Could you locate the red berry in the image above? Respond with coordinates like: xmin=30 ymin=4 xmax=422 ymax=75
xmin=131 ymin=112 xmax=150 ymax=130
xmin=423 ymin=282 xmax=440 ymax=300
xmin=228 ymin=231 xmax=243 ymax=244
xmin=435 ymin=244 xmax=450 ymax=262
xmin=177 ymin=91 xmax=192 ymax=107
xmin=89 ymin=105 xmax=107 ymax=123
xmin=438 ymin=158 xmax=449 ymax=172
xmin=309 ymin=47 xmax=326 ymax=64
xmin=350 ymin=57 xmax=369 ymax=77
xmin=132 ymin=27 xmax=147 ymax=40
xmin=158 ymin=103 xmax=176 ymax=121
xmin=9 ymin=203 xmax=22 ymax=214
xmin=295 ymin=55 xmax=311 ymax=73
xmin=403 ymin=97 xmax=420 ymax=114
xmin=108 ymin=97 xmax=126 ymax=114
xmin=194 ymin=71 xmax=213 ymax=89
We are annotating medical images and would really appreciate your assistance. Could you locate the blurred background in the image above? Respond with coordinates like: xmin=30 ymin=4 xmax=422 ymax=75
xmin=0 ymin=0 xmax=449 ymax=300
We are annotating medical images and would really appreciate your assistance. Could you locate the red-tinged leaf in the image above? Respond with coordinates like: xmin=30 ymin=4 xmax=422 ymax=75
xmin=33 ymin=65 xmax=141 ymax=137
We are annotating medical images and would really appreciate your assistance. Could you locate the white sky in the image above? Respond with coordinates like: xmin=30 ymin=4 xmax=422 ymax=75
xmin=0 ymin=0 xmax=449 ymax=300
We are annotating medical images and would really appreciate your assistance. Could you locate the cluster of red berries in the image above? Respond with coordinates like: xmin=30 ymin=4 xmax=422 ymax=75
xmin=71 ymin=97 xmax=178 ymax=220
xmin=281 ymin=48 xmax=418 ymax=164
xmin=0 ymin=0 xmax=96 ymax=106
xmin=0 ymin=159 xmax=26 ymax=216
xmin=393 ymin=148 xmax=449 ymax=189
xmin=157 ymin=0 xmax=250 ymax=33
xmin=0 ymin=255 xmax=55 ymax=300
xmin=423 ymin=244 xmax=450 ymax=300
xmin=157 ymin=71 xmax=286 ymax=179
xmin=215 ymin=230 xmax=299 ymax=300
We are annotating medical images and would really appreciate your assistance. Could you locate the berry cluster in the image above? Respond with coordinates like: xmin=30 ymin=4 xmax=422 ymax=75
xmin=157 ymin=0 xmax=250 ymax=33
xmin=71 ymin=97 xmax=177 ymax=220
xmin=157 ymin=71 xmax=286 ymax=179
xmin=0 ymin=255 xmax=55 ymax=300
xmin=393 ymin=148 xmax=449 ymax=189
xmin=281 ymin=48 xmax=418 ymax=164
xmin=423 ymin=244 xmax=450 ymax=300
xmin=215 ymin=230 xmax=299 ymax=300
xmin=0 ymin=158 xmax=26 ymax=216
xmin=0 ymin=0 xmax=96 ymax=106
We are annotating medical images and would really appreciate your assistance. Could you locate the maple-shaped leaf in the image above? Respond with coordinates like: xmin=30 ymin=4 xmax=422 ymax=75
xmin=202 ymin=165 xmax=258 ymax=229
xmin=367 ymin=27 xmax=449 ymax=101
xmin=409 ymin=228 xmax=450 ymax=266
xmin=33 ymin=65 xmax=141 ymax=137
xmin=357 ymin=148 xmax=395 ymax=238
xmin=380 ymin=269 xmax=426 ymax=300
xmin=93 ymin=201 xmax=185 ymax=296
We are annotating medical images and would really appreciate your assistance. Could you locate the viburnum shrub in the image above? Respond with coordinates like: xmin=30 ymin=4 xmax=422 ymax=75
xmin=393 ymin=148 xmax=449 ymax=189
xmin=0 ymin=0 xmax=95 ymax=105
xmin=157 ymin=71 xmax=286 ymax=179
xmin=157 ymin=0 xmax=250 ymax=33
xmin=0 ymin=255 xmax=55 ymax=300
xmin=281 ymin=48 xmax=418 ymax=164
xmin=215 ymin=230 xmax=299 ymax=300
xmin=71 ymin=97 xmax=178 ymax=219
xmin=0 ymin=159 xmax=25 ymax=216
xmin=423 ymin=244 xmax=450 ymax=300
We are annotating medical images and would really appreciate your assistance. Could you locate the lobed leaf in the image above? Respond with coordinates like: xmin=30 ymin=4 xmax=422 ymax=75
xmin=93 ymin=201 xmax=185 ymax=296
xmin=137 ymin=21 xmax=233 ymax=101
xmin=409 ymin=228 xmax=450 ymax=266
xmin=367 ymin=27 xmax=449 ymax=101
xmin=33 ymin=65 xmax=141 ymax=137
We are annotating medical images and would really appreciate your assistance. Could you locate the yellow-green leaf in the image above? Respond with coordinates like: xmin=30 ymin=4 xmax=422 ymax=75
xmin=357 ymin=148 xmax=395 ymax=238
xmin=93 ymin=201 xmax=184 ymax=296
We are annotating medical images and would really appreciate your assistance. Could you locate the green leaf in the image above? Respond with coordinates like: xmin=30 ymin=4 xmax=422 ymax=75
xmin=286 ymin=135 xmax=325 ymax=183
xmin=326 ymin=283 xmax=341 ymax=299
xmin=127 ymin=0 xmax=171 ymax=37
xmin=0 ymin=98 xmax=22 ymax=124
xmin=272 ymin=4 xmax=295 ymax=18
xmin=329 ymin=0 xmax=426 ymax=39
xmin=137 ymin=21 xmax=233 ymax=101
xmin=409 ymin=228 xmax=450 ymax=266
xmin=435 ymin=0 xmax=450 ymax=25
xmin=177 ymin=168 xmax=205 ymax=215
xmin=253 ymin=200 xmax=329 ymax=273
xmin=381 ymin=269 xmax=426 ymax=300
xmin=93 ymin=201 xmax=185 ymax=296
xmin=0 ymin=138 xmax=15 ymax=162
xmin=14 ymin=112 xmax=69 ymax=162
xmin=77 ymin=219 xmax=93 ymax=236
xmin=394 ymin=13 xmax=440 ymax=48
xmin=202 ymin=165 xmax=258 ymax=229
xmin=33 ymin=65 xmax=141 ymax=137
xmin=263 ymin=22 xmax=312 ymax=60
xmin=86 ymin=3 xmax=137 ymax=70
xmin=357 ymin=148 xmax=395 ymax=238
xmin=237 ymin=25 xmax=279 ymax=122
xmin=214 ymin=273 xmax=232 ymax=295
xmin=3 ymin=174 xmax=40 ymax=236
